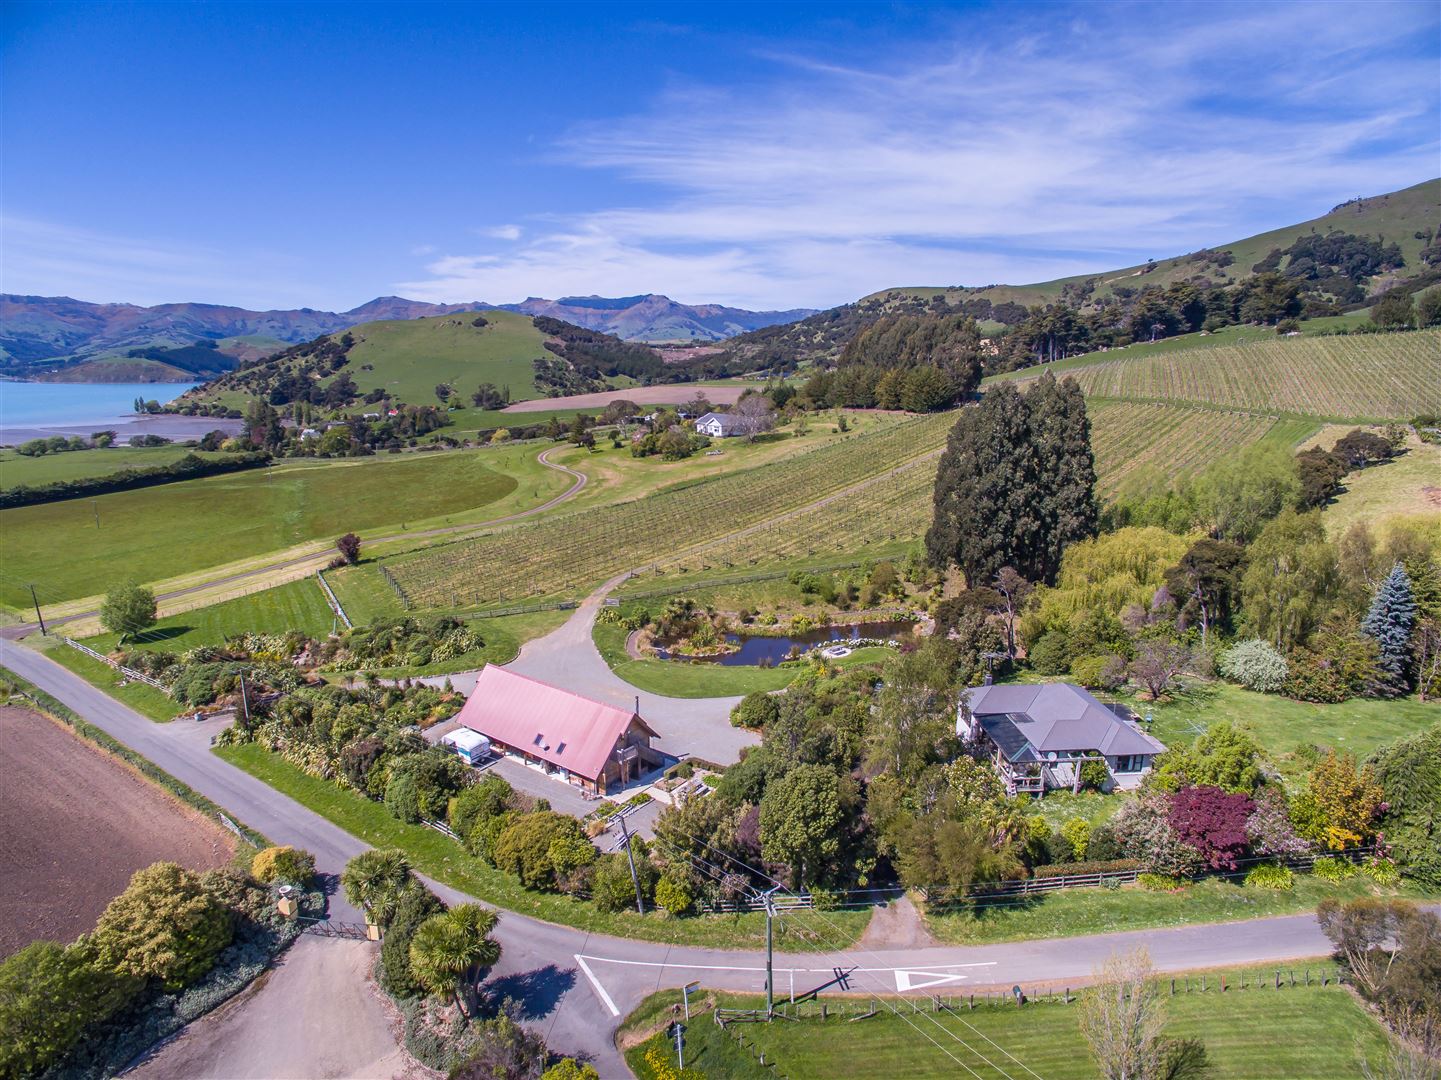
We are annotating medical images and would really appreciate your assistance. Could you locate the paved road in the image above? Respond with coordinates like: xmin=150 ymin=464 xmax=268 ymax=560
xmin=4 ymin=639 xmax=1393 ymax=1080
xmin=5 ymin=445 xmax=587 ymax=638
xmin=423 ymin=575 xmax=761 ymax=767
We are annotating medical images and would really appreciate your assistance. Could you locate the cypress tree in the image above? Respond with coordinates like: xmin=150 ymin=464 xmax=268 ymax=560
xmin=927 ymin=377 xmax=1095 ymax=586
xmin=1361 ymin=562 xmax=1417 ymax=693
xmin=1025 ymin=374 xmax=1098 ymax=581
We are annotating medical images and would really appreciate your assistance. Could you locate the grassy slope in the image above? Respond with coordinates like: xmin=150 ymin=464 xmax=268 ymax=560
xmin=623 ymin=984 xmax=1392 ymax=1080
xmin=0 ymin=446 xmax=231 ymax=490
xmin=873 ymin=177 xmax=1440 ymax=307
xmin=1319 ymin=436 xmax=1441 ymax=538
xmin=922 ymin=872 xmax=1435 ymax=946
xmin=31 ymin=636 xmax=180 ymax=722
xmin=215 ymin=742 xmax=870 ymax=950
xmin=0 ymin=448 xmax=526 ymax=608
xmin=336 ymin=309 xmax=547 ymax=404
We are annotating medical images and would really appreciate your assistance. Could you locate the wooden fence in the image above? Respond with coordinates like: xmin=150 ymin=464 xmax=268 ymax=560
xmin=61 ymin=637 xmax=170 ymax=694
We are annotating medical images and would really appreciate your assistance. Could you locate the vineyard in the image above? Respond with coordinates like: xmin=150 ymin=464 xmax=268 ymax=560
xmin=383 ymin=412 xmax=957 ymax=607
xmin=382 ymin=399 xmax=1308 ymax=603
xmin=1056 ymin=330 xmax=1441 ymax=420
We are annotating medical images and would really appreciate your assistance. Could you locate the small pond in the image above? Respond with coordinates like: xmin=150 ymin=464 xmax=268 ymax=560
xmin=654 ymin=620 xmax=913 ymax=667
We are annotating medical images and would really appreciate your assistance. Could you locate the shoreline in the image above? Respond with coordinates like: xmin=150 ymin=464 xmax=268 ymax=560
xmin=0 ymin=414 xmax=244 ymax=446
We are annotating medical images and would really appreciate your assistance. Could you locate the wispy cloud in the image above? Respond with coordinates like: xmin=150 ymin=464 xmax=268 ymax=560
xmin=478 ymin=224 xmax=523 ymax=241
xmin=402 ymin=1 xmax=1438 ymax=308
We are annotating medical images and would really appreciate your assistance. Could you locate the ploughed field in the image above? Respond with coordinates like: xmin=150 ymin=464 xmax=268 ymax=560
xmin=1057 ymin=329 xmax=1441 ymax=420
xmin=0 ymin=706 xmax=234 ymax=958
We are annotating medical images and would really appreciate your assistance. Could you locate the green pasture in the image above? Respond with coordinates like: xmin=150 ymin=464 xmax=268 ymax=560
xmin=0 ymin=445 xmax=567 ymax=610
xmin=623 ymin=982 xmax=1393 ymax=1080
xmin=0 ymin=446 xmax=231 ymax=490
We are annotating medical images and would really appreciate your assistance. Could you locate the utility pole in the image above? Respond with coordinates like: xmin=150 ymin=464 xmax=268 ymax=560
xmin=28 ymin=585 xmax=46 ymax=635
xmin=763 ymin=886 xmax=780 ymax=1019
xmin=239 ymin=672 xmax=252 ymax=729
xmin=672 ymin=1022 xmax=685 ymax=1071
xmin=93 ymin=499 xmax=100 ymax=528
xmin=618 ymin=814 xmax=645 ymax=915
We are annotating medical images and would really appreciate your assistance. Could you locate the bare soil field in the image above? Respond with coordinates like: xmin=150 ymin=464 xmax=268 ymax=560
xmin=0 ymin=706 xmax=236 ymax=957
xmin=502 ymin=384 xmax=745 ymax=413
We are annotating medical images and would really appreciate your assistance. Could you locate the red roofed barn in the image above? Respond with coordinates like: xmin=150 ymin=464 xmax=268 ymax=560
xmin=454 ymin=666 xmax=661 ymax=796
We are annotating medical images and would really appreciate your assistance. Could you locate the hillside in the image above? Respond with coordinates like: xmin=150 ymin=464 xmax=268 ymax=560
xmin=0 ymin=292 xmax=813 ymax=379
xmin=868 ymin=178 xmax=1440 ymax=310
xmin=498 ymin=294 xmax=815 ymax=342
xmin=174 ymin=309 xmax=732 ymax=411
xmin=718 ymin=178 xmax=1440 ymax=370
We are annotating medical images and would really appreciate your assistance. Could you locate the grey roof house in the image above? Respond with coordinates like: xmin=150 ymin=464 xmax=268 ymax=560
xmin=693 ymin=411 xmax=745 ymax=438
xmin=958 ymin=683 xmax=1166 ymax=795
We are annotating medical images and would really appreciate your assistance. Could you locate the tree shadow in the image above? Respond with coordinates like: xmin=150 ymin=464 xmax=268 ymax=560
xmin=483 ymin=964 xmax=577 ymax=1020
xmin=132 ymin=625 xmax=192 ymax=644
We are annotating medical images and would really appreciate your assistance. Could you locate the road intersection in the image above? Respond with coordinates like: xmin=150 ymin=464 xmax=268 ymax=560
xmin=0 ymin=637 xmax=1383 ymax=1077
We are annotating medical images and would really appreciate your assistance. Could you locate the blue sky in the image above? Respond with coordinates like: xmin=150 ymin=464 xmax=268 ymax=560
xmin=3 ymin=1 xmax=1437 ymax=311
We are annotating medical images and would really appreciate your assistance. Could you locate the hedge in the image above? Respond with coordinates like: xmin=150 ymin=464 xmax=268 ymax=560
xmin=1032 ymin=858 xmax=1141 ymax=880
xmin=0 ymin=667 xmax=269 ymax=848
xmin=0 ymin=450 xmax=270 ymax=508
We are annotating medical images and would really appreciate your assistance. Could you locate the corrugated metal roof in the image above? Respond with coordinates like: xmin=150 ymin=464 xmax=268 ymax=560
xmin=965 ymin=683 xmax=1165 ymax=759
xmin=454 ymin=666 xmax=656 ymax=782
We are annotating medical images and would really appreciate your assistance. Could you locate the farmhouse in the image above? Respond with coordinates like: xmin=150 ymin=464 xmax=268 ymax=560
xmin=958 ymin=682 xmax=1165 ymax=795
xmin=452 ymin=666 xmax=661 ymax=796
xmin=693 ymin=411 xmax=745 ymax=438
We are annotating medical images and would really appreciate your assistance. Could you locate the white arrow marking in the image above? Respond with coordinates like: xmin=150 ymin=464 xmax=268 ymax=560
xmin=895 ymin=969 xmax=973 ymax=992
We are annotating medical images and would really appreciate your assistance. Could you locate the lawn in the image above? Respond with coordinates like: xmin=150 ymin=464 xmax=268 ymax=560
xmin=0 ymin=446 xmax=231 ymax=491
xmin=623 ymin=982 xmax=1393 ymax=1080
xmin=215 ymin=742 xmax=871 ymax=950
xmin=1318 ymin=436 xmax=1441 ymax=539
xmin=921 ymin=872 xmax=1435 ymax=946
xmin=1132 ymin=679 xmax=1441 ymax=786
xmin=1 ymin=447 xmax=530 ymax=609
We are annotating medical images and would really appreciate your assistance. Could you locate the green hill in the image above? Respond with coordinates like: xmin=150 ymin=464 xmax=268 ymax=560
xmin=867 ymin=178 xmax=1440 ymax=309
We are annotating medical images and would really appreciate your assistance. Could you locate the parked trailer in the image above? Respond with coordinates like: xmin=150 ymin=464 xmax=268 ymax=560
xmin=441 ymin=728 xmax=492 ymax=765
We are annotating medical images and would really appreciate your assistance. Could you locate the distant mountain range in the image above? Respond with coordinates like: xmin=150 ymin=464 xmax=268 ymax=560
xmin=0 ymin=292 xmax=816 ymax=380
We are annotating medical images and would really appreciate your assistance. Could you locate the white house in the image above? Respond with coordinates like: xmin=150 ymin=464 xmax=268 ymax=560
xmin=694 ymin=411 xmax=745 ymax=438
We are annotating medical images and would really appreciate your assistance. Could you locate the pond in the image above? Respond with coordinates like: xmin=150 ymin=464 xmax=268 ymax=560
xmin=655 ymin=620 xmax=913 ymax=666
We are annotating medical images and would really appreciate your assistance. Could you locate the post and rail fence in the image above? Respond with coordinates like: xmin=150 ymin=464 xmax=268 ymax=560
xmin=60 ymin=637 xmax=171 ymax=694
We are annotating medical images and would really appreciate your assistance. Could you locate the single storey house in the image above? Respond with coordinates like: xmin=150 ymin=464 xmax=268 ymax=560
xmin=958 ymin=683 xmax=1166 ymax=795
xmin=693 ymin=411 xmax=745 ymax=438
xmin=453 ymin=666 xmax=662 ymax=796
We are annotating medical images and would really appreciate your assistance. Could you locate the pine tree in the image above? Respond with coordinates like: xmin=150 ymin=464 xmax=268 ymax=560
xmin=1361 ymin=562 xmax=1417 ymax=694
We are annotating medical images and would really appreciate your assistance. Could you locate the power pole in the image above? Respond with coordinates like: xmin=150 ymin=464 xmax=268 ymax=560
xmin=618 ymin=813 xmax=645 ymax=915
xmin=763 ymin=886 xmax=780 ymax=1019
xmin=239 ymin=672 xmax=252 ymax=729
xmin=28 ymin=585 xmax=46 ymax=635
xmin=672 ymin=1021 xmax=685 ymax=1071
xmin=93 ymin=500 xmax=100 ymax=528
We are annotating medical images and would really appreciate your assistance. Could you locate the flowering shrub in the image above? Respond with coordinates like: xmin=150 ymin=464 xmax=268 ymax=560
xmin=1112 ymin=790 xmax=1204 ymax=877
xmin=1218 ymin=639 xmax=1289 ymax=693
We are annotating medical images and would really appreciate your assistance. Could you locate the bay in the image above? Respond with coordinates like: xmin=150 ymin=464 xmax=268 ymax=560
xmin=0 ymin=381 xmax=197 ymax=430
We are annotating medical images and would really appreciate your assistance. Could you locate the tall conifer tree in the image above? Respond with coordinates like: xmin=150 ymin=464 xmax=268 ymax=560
xmin=1361 ymin=562 xmax=1417 ymax=694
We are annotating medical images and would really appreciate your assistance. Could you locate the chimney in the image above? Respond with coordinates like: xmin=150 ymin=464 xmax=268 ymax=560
xmin=634 ymin=695 xmax=640 ymax=715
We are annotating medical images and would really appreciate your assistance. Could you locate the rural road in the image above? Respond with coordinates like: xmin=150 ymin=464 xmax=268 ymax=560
xmin=2 ymin=637 xmax=1390 ymax=1080
xmin=4 ymin=444 xmax=588 ymax=638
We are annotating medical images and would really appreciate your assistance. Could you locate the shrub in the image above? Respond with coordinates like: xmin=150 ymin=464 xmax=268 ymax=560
xmin=1028 ymin=630 xmax=1071 ymax=675
xmin=380 ymin=884 xmax=446 ymax=1000
xmin=448 ymin=774 xmax=514 ymax=839
xmin=1137 ymin=872 xmax=1186 ymax=892
xmin=1068 ymin=655 xmax=1109 ymax=689
xmin=731 ymin=691 xmax=780 ymax=729
xmin=1060 ymin=817 xmax=1091 ymax=861
xmin=1169 ymin=785 xmax=1255 ymax=870
xmin=250 ymin=846 xmax=316 ymax=885
xmin=493 ymin=812 xmax=592 ymax=891
xmin=92 ymin=863 xmax=233 ymax=990
xmin=1310 ymin=856 xmax=1357 ymax=883
xmin=385 ymin=770 xmax=422 ymax=824
xmin=1218 ymin=639 xmax=1289 ymax=693
xmin=654 ymin=876 xmax=694 ymax=917
xmin=1359 ymin=859 xmax=1401 ymax=888
xmin=1078 ymin=759 xmax=1110 ymax=792
xmin=1243 ymin=863 xmax=1294 ymax=890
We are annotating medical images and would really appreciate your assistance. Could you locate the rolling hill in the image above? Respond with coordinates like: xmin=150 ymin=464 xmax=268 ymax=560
xmin=718 ymin=178 xmax=1440 ymax=369
xmin=0 ymin=292 xmax=813 ymax=380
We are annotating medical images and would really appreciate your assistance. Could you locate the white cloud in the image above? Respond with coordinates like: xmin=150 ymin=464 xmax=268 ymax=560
xmin=478 ymin=224 xmax=523 ymax=241
xmin=401 ymin=1 xmax=1438 ymax=309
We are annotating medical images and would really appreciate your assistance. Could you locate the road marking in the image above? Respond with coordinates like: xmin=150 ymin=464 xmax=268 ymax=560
xmin=577 ymin=954 xmax=998 ymax=980
xmin=895 ymin=970 xmax=973 ymax=992
xmin=574 ymin=954 xmax=620 ymax=1017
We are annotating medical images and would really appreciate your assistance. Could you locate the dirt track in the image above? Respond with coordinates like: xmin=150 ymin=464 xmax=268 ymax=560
xmin=0 ymin=706 xmax=235 ymax=957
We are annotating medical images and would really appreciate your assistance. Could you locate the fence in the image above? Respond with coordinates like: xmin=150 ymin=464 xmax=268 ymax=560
xmin=61 ymin=637 xmax=170 ymax=694
xmin=315 ymin=569 xmax=352 ymax=629
xmin=618 ymin=560 xmax=869 ymax=603
xmin=379 ymin=564 xmax=411 ymax=610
